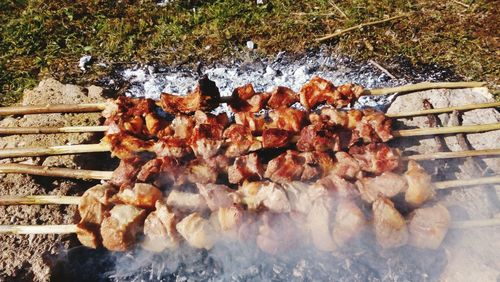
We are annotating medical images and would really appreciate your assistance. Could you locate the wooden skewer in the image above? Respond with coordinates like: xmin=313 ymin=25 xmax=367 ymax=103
xmin=402 ymin=148 xmax=500 ymax=161
xmin=0 ymin=103 xmax=107 ymax=116
xmin=0 ymin=149 xmax=496 ymax=180
xmin=0 ymin=195 xmax=80 ymax=205
xmin=0 ymin=82 xmax=485 ymax=116
xmin=0 ymin=143 xmax=110 ymax=158
xmin=0 ymin=163 xmax=113 ymax=180
xmin=1 ymin=100 xmax=497 ymax=135
xmin=386 ymin=101 xmax=500 ymax=118
xmin=2 ymin=217 xmax=499 ymax=234
xmin=2 ymin=123 xmax=498 ymax=159
xmin=1 ymin=173 xmax=499 ymax=206
xmin=0 ymin=126 xmax=108 ymax=135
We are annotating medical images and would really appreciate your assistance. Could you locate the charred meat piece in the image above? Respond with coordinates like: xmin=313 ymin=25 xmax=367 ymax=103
xmin=142 ymin=201 xmax=180 ymax=252
xmin=299 ymin=76 xmax=337 ymax=111
xmin=223 ymin=124 xmax=262 ymax=157
xmin=159 ymin=75 xmax=220 ymax=114
xmin=264 ymin=150 xmax=305 ymax=183
xmin=228 ymin=153 xmax=264 ymax=184
xmin=189 ymin=123 xmax=224 ymax=159
xmin=176 ymin=213 xmax=217 ymax=250
xmin=408 ymin=204 xmax=450 ymax=249
xmin=334 ymin=83 xmax=364 ymax=108
xmin=257 ymin=213 xmax=297 ymax=255
xmin=196 ymin=183 xmax=239 ymax=211
xmin=234 ymin=112 xmax=266 ymax=133
xmin=405 ymin=160 xmax=435 ymax=207
xmin=332 ymin=200 xmax=366 ymax=247
xmin=297 ymin=122 xmax=340 ymax=152
xmin=110 ymin=158 xmax=146 ymax=188
xmin=104 ymin=97 xmax=161 ymax=137
xmin=103 ymin=133 xmax=155 ymax=161
xmin=314 ymin=174 xmax=359 ymax=199
xmin=349 ymin=143 xmax=401 ymax=174
xmin=372 ymin=196 xmax=409 ymax=249
xmin=361 ymin=109 xmax=393 ymax=142
xmin=262 ymin=128 xmax=293 ymax=148
xmin=76 ymin=184 xmax=117 ymax=249
xmin=228 ymin=84 xmax=270 ymax=112
xmin=356 ymin=172 xmax=408 ymax=203
xmin=114 ymin=183 xmax=163 ymax=209
xmin=267 ymin=86 xmax=299 ymax=109
xmin=267 ymin=108 xmax=306 ymax=133
xmin=170 ymin=114 xmax=195 ymax=139
xmin=101 ymin=204 xmax=148 ymax=251
xmin=193 ymin=110 xmax=230 ymax=128
xmin=166 ymin=190 xmax=209 ymax=213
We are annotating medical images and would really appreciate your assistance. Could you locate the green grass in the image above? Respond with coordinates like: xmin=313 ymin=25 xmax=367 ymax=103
xmin=0 ymin=0 xmax=498 ymax=105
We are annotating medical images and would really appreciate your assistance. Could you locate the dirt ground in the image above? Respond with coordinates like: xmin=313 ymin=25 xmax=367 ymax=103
xmin=0 ymin=80 xmax=499 ymax=281
xmin=0 ymin=79 xmax=109 ymax=281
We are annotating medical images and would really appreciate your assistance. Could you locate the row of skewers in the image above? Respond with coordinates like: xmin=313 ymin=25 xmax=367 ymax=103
xmin=0 ymin=77 xmax=499 ymax=256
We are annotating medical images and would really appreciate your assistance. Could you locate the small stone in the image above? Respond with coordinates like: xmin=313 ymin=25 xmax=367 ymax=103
xmin=246 ymin=41 xmax=255 ymax=50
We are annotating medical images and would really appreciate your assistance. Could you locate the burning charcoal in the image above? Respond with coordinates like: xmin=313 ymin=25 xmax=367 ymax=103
xmin=372 ymin=196 xmax=409 ymax=249
xmin=408 ymin=204 xmax=451 ymax=249
xmin=405 ymin=160 xmax=435 ymax=207
xmin=101 ymin=204 xmax=148 ymax=251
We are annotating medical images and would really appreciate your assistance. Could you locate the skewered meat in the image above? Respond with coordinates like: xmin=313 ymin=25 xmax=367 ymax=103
xmin=332 ymin=200 xmax=366 ymax=247
xmin=234 ymin=112 xmax=266 ymax=133
xmin=264 ymin=150 xmax=306 ymax=183
xmin=408 ymin=204 xmax=450 ymax=249
xmin=349 ymin=143 xmax=401 ymax=174
xmin=166 ymin=190 xmax=209 ymax=214
xmin=360 ymin=109 xmax=393 ymax=142
xmin=330 ymin=151 xmax=361 ymax=179
xmin=136 ymin=157 xmax=184 ymax=187
xmin=299 ymin=77 xmax=364 ymax=110
xmin=307 ymin=195 xmax=336 ymax=251
xmin=142 ymin=201 xmax=180 ymax=252
xmin=372 ymin=196 xmax=409 ymax=248
xmin=210 ymin=206 xmax=245 ymax=240
xmin=76 ymin=184 xmax=117 ymax=249
xmin=170 ymin=114 xmax=195 ymax=139
xmin=228 ymin=153 xmax=264 ymax=184
xmin=267 ymin=86 xmax=299 ymax=109
xmin=356 ymin=172 xmax=408 ymax=203
xmin=315 ymin=174 xmax=359 ymax=199
xmin=186 ymin=158 xmax=219 ymax=184
xmin=267 ymin=108 xmax=306 ymax=133
xmin=257 ymin=213 xmax=297 ymax=255
xmin=114 ymin=183 xmax=163 ymax=209
xmin=405 ymin=160 xmax=435 ymax=206
xmin=196 ymin=183 xmax=239 ymax=211
xmin=223 ymin=124 xmax=262 ymax=157
xmin=159 ymin=75 xmax=221 ymax=114
xmin=153 ymin=137 xmax=192 ymax=159
xmin=176 ymin=213 xmax=217 ymax=250
xmin=100 ymin=204 xmax=148 ymax=251
xmin=238 ymin=181 xmax=291 ymax=213
xmin=281 ymin=181 xmax=312 ymax=215
xmin=103 ymin=133 xmax=155 ymax=160
xmin=110 ymin=158 xmax=146 ymax=188
xmin=297 ymin=122 xmax=341 ymax=152
xmin=228 ymin=84 xmax=270 ymax=112
xmin=262 ymin=128 xmax=293 ymax=148
xmin=189 ymin=123 xmax=224 ymax=159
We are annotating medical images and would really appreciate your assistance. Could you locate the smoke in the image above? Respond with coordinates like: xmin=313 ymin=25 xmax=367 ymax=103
xmin=52 ymin=49 xmax=500 ymax=281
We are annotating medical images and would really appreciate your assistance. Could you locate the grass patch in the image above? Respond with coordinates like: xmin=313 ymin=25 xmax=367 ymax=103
xmin=0 ymin=0 xmax=498 ymax=105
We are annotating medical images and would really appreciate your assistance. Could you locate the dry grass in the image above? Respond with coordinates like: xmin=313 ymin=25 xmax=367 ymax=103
xmin=0 ymin=0 xmax=498 ymax=105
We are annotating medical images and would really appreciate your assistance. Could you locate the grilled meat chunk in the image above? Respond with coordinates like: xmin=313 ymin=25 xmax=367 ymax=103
xmin=238 ymin=181 xmax=291 ymax=213
xmin=229 ymin=84 xmax=270 ymax=112
xmin=257 ymin=213 xmax=297 ymax=255
xmin=299 ymin=77 xmax=363 ymax=110
xmin=228 ymin=153 xmax=264 ymax=184
xmin=356 ymin=172 xmax=408 ymax=203
xmin=267 ymin=86 xmax=299 ymax=109
xmin=110 ymin=158 xmax=145 ymax=188
xmin=332 ymin=200 xmax=366 ymax=247
xmin=142 ymin=201 xmax=180 ymax=252
xmin=330 ymin=151 xmax=361 ymax=179
xmin=115 ymin=183 xmax=163 ymax=209
xmin=405 ymin=160 xmax=435 ymax=206
xmin=267 ymin=108 xmax=306 ymax=133
xmin=349 ymin=143 xmax=401 ymax=174
xmin=176 ymin=213 xmax=217 ymax=250
xmin=159 ymin=75 xmax=220 ymax=114
xmin=189 ymin=123 xmax=224 ymax=159
xmin=103 ymin=133 xmax=155 ymax=160
xmin=262 ymin=128 xmax=293 ymax=148
xmin=166 ymin=190 xmax=209 ymax=214
xmin=408 ymin=204 xmax=450 ymax=249
xmin=196 ymin=183 xmax=239 ymax=211
xmin=372 ymin=196 xmax=409 ymax=248
xmin=76 ymin=184 xmax=117 ymax=249
xmin=223 ymin=124 xmax=261 ymax=157
xmin=297 ymin=122 xmax=340 ymax=152
xmin=101 ymin=204 xmax=148 ymax=251
xmin=264 ymin=150 xmax=305 ymax=183
xmin=153 ymin=137 xmax=192 ymax=159
xmin=234 ymin=112 xmax=266 ymax=133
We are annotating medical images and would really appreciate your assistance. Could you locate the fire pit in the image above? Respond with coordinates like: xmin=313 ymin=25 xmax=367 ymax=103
xmin=0 ymin=54 xmax=499 ymax=281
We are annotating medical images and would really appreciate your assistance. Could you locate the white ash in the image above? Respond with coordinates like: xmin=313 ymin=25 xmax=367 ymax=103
xmin=116 ymin=51 xmax=455 ymax=111
xmin=78 ymin=55 xmax=92 ymax=71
